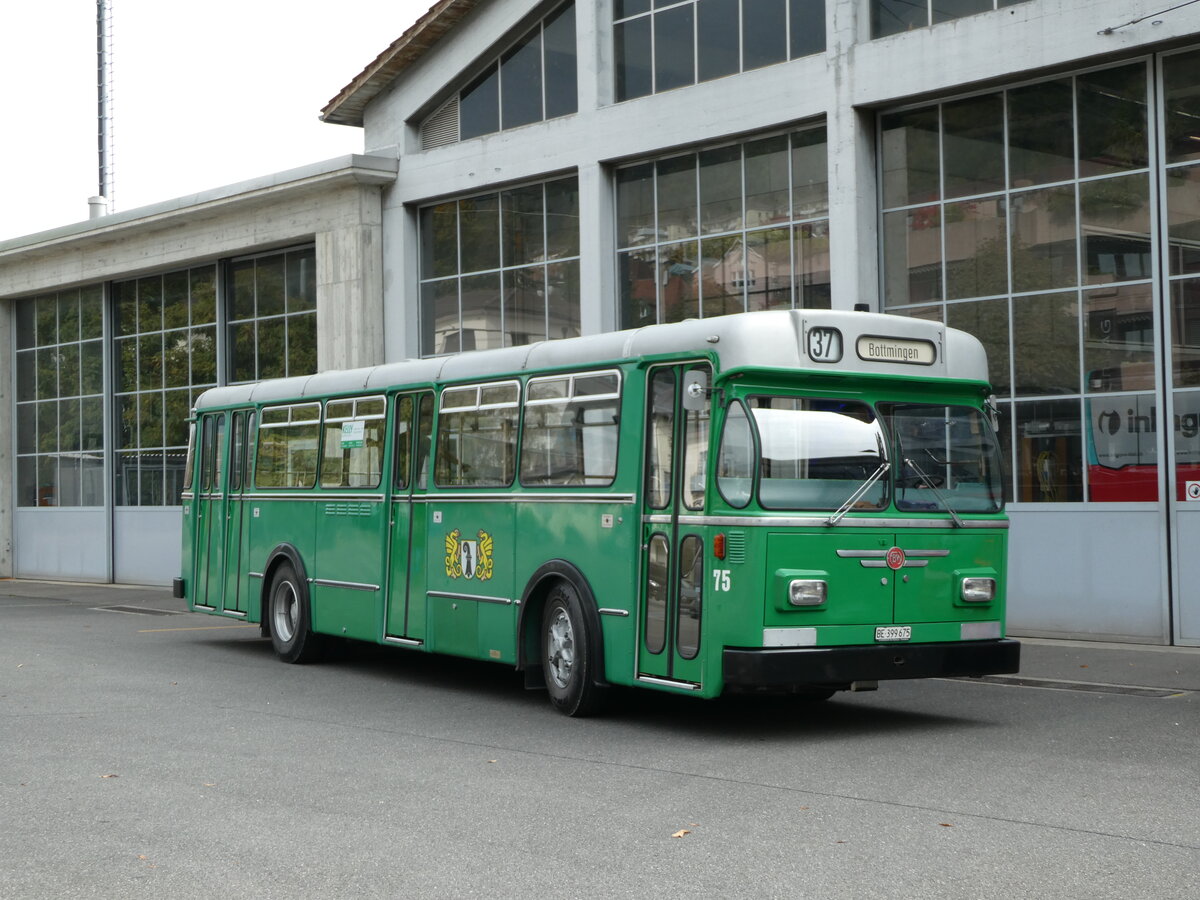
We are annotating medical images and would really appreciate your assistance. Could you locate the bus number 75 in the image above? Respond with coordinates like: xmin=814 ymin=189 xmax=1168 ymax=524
xmin=712 ymin=569 xmax=731 ymax=592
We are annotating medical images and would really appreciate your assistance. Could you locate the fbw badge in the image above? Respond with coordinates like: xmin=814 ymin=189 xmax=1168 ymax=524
xmin=445 ymin=529 xmax=495 ymax=580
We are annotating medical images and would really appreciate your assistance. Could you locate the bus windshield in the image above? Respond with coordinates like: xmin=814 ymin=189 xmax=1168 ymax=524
xmin=744 ymin=397 xmax=888 ymax=511
xmin=882 ymin=403 xmax=1005 ymax=514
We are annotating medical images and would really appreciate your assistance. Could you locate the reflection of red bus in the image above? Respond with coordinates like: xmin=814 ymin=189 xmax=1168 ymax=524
xmin=1086 ymin=389 xmax=1200 ymax=501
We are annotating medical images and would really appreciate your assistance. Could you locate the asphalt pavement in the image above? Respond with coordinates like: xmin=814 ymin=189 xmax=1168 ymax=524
xmin=5 ymin=577 xmax=1196 ymax=692
xmin=2 ymin=578 xmax=1197 ymax=899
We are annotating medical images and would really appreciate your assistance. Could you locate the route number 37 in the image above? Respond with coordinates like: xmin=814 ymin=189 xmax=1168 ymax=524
xmin=807 ymin=326 xmax=842 ymax=363
xmin=712 ymin=569 xmax=732 ymax=592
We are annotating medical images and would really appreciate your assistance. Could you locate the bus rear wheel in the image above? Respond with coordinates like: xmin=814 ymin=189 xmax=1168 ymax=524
xmin=541 ymin=581 xmax=605 ymax=717
xmin=268 ymin=562 xmax=324 ymax=664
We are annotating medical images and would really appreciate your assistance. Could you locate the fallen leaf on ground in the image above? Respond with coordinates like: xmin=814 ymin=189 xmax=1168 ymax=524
xmin=671 ymin=829 xmax=691 ymax=838
xmin=939 ymin=823 xmax=953 ymax=827
xmin=100 ymin=774 xmax=119 ymax=779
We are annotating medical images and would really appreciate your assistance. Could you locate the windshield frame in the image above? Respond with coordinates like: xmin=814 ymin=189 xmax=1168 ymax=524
xmin=712 ymin=389 xmax=1006 ymax=516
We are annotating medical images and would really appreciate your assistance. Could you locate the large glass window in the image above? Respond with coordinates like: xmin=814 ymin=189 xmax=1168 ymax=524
xmin=113 ymin=266 xmax=218 ymax=506
xmin=614 ymin=0 xmax=825 ymax=101
xmin=419 ymin=176 xmax=581 ymax=356
xmin=425 ymin=2 xmax=577 ymax=146
xmin=227 ymin=246 xmax=317 ymax=383
xmin=617 ymin=126 xmax=829 ymax=326
xmin=1166 ymin=49 xmax=1200 ymax=501
xmin=872 ymin=0 xmax=1031 ymax=40
xmin=14 ymin=287 xmax=105 ymax=507
xmin=881 ymin=60 xmax=1156 ymax=504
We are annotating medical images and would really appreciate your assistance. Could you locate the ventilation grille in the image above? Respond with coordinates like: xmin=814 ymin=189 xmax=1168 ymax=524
xmin=421 ymin=96 xmax=460 ymax=150
xmin=725 ymin=531 xmax=746 ymax=565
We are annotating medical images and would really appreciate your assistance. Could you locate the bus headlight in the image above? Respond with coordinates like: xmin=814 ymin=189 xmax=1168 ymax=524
xmin=788 ymin=580 xmax=827 ymax=607
xmin=960 ymin=577 xmax=996 ymax=603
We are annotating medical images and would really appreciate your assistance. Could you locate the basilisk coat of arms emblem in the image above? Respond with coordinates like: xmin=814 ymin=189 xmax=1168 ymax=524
xmin=444 ymin=529 xmax=494 ymax=580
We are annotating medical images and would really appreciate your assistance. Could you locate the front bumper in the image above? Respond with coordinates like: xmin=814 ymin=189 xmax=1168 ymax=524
xmin=723 ymin=638 xmax=1020 ymax=689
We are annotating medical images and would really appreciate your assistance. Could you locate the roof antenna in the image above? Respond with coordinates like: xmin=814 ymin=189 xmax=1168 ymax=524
xmin=90 ymin=0 xmax=114 ymax=219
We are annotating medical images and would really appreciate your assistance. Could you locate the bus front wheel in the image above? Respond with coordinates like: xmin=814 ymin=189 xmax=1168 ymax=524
xmin=541 ymin=581 xmax=605 ymax=717
xmin=268 ymin=562 xmax=324 ymax=664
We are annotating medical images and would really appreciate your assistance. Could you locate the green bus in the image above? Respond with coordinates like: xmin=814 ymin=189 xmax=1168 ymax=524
xmin=176 ymin=309 xmax=1018 ymax=715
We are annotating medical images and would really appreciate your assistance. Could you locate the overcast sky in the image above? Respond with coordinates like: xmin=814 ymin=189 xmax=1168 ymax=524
xmin=0 ymin=0 xmax=432 ymax=241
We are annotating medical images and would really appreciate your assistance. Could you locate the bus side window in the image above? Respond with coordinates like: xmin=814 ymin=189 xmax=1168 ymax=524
xmin=435 ymin=381 xmax=519 ymax=487
xmin=520 ymin=370 xmax=621 ymax=486
xmin=320 ymin=396 xmax=386 ymax=489
xmin=256 ymin=403 xmax=320 ymax=489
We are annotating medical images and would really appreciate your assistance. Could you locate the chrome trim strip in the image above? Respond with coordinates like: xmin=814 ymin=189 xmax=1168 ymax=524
xmin=657 ymin=515 xmax=1007 ymax=529
xmin=384 ymin=636 xmax=424 ymax=647
xmin=248 ymin=572 xmax=264 ymax=580
xmin=836 ymin=550 xmax=888 ymax=558
xmin=193 ymin=604 xmax=215 ymax=611
xmin=181 ymin=491 xmax=194 ymax=500
xmin=598 ymin=608 xmax=630 ymax=617
xmin=636 ymin=675 xmax=703 ymax=691
xmin=410 ymin=492 xmax=636 ymax=504
xmin=427 ymin=590 xmax=513 ymax=606
xmin=313 ymin=578 xmax=380 ymax=592
xmin=860 ymin=559 xmax=929 ymax=568
xmin=220 ymin=610 xmax=248 ymax=618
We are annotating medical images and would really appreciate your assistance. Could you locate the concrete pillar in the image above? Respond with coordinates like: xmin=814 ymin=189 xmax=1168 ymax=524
xmin=825 ymin=1 xmax=880 ymax=312
xmin=578 ymin=161 xmax=616 ymax=336
xmin=316 ymin=218 xmax=386 ymax=372
xmin=0 ymin=299 xmax=12 ymax=576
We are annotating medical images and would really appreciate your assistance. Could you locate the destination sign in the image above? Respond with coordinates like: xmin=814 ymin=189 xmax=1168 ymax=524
xmin=856 ymin=335 xmax=936 ymax=366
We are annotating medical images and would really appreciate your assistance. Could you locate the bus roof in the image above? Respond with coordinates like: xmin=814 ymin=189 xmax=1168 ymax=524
xmin=194 ymin=309 xmax=990 ymax=410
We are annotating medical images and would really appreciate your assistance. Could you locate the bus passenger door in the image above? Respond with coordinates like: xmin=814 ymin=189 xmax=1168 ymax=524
xmin=194 ymin=412 xmax=226 ymax=609
xmin=638 ymin=365 xmax=711 ymax=687
xmin=220 ymin=410 xmax=252 ymax=615
xmin=385 ymin=392 xmax=434 ymax=643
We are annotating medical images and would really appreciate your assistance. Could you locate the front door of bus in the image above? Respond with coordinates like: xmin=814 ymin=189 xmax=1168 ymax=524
xmin=638 ymin=364 xmax=711 ymax=686
xmin=385 ymin=392 xmax=434 ymax=643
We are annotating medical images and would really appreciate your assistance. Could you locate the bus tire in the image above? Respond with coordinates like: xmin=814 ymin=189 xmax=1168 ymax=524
xmin=541 ymin=581 xmax=605 ymax=717
xmin=268 ymin=562 xmax=324 ymax=664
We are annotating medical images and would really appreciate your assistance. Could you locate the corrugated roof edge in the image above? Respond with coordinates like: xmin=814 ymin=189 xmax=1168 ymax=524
xmin=321 ymin=0 xmax=481 ymax=127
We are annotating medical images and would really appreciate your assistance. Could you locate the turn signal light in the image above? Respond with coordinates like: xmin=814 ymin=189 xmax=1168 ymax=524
xmin=714 ymin=533 xmax=726 ymax=560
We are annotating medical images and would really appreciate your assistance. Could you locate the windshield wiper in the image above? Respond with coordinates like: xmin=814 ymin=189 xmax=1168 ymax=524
xmin=902 ymin=457 xmax=964 ymax=527
xmin=826 ymin=460 xmax=890 ymax=526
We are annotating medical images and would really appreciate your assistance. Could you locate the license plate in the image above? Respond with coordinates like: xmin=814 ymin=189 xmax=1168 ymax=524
xmin=875 ymin=625 xmax=912 ymax=642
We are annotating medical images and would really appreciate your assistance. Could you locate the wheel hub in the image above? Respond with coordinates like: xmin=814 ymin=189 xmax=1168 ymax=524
xmin=546 ymin=607 xmax=575 ymax=688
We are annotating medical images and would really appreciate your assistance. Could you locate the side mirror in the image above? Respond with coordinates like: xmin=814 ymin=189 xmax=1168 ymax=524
xmin=682 ymin=370 xmax=710 ymax=411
